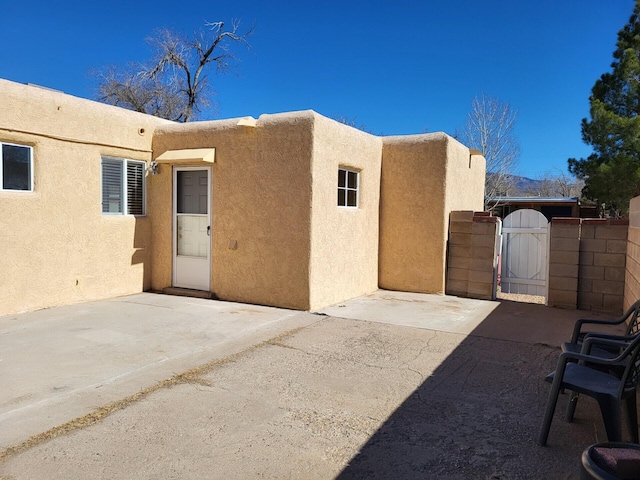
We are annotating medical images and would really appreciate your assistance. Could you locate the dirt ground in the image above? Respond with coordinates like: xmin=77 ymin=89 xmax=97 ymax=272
xmin=497 ymin=291 xmax=546 ymax=305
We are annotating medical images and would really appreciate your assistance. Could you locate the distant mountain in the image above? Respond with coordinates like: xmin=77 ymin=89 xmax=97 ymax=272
xmin=487 ymin=173 xmax=582 ymax=198
xmin=511 ymin=175 xmax=544 ymax=193
xmin=486 ymin=173 xmax=542 ymax=195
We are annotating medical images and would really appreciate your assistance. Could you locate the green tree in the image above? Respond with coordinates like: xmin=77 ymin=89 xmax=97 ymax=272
xmin=568 ymin=1 xmax=640 ymax=217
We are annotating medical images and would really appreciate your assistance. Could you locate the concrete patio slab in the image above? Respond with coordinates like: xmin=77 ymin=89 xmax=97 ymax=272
xmin=0 ymin=291 xmax=626 ymax=479
xmin=320 ymin=290 xmax=501 ymax=335
xmin=321 ymin=290 xmax=620 ymax=346
xmin=0 ymin=293 xmax=319 ymax=449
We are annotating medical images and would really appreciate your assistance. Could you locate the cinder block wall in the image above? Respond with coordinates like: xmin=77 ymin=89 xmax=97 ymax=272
xmin=540 ymin=218 xmax=627 ymax=313
xmin=579 ymin=219 xmax=628 ymax=312
xmin=446 ymin=211 xmax=473 ymax=296
xmin=547 ymin=218 xmax=580 ymax=310
xmin=448 ymin=213 xmax=628 ymax=314
xmin=625 ymin=196 xmax=640 ymax=311
xmin=446 ymin=211 xmax=499 ymax=300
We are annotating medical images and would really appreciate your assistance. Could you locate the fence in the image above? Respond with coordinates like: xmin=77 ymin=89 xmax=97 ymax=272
xmin=446 ymin=211 xmax=629 ymax=314
xmin=446 ymin=211 xmax=500 ymax=301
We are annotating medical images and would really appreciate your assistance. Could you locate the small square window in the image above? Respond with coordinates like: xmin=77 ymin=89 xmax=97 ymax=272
xmin=338 ymin=167 xmax=359 ymax=207
xmin=101 ymin=156 xmax=146 ymax=215
xmin=1 ymin=143 xmax=33 ymax=191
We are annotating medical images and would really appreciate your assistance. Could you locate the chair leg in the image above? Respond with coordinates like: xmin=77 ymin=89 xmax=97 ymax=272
xmin=565 ymin=392 xmax=579 ymax=422
xmin=538 ymin=380 xmax=564 ymax=446
xmin=624 ymin=390 xmax=639 ymax=443
xmin=599 ymin=398 xmax=623 ymax=442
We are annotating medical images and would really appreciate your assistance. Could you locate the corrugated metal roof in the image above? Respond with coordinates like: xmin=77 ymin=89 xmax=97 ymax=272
xmin=488 ymin=197 xmax=579 ymax=204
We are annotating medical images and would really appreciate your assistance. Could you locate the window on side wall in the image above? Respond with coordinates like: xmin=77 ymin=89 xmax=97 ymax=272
xmin=338 ymin=167 xmax=359 ymax=207
xmin=101 ymin=156 xmax=146 ymax=215
xmin=1 ymin=142 xmax=33 ymax=191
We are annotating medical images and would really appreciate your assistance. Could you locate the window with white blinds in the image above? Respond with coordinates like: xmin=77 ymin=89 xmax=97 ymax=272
xmin=126 ymin=161 xmax=144 ymax=215
xmin=101 ymin=157 xmax=145 ymax=215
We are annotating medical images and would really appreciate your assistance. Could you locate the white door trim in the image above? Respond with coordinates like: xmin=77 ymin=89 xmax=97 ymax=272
xmin=172 ymin=166 xmax=211 ymax=290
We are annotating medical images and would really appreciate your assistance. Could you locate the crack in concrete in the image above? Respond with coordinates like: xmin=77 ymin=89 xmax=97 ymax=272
xmin=399 ymin=331 xmax=439 ymax=382
xmin=267 ymin=340 xmax=306 ymax=352
xmin=0 ymin=322 xmax=316 ymax=463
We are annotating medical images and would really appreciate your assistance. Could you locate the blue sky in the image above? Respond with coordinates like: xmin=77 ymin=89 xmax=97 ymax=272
xmin=0 ymin=0 xmax=634 ymax=178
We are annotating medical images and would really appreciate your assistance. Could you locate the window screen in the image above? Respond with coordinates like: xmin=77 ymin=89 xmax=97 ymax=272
xmin=338 ymin=167 xmax=359 ymax=207
xmin=1 ymin=143 xmax=32 ymax=191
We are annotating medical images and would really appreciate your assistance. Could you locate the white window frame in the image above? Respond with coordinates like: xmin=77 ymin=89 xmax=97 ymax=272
xmin=0 ymin=142 xmax=33 ymax=192
xmin=101 ymin=156 xmax=146 ymax=216
xmin=338 ymin=167 xmax=359 ymax=208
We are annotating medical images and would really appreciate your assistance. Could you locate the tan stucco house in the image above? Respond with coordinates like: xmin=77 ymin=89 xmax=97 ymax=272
xmin=0 ymin=78 xmax=485 ymax=316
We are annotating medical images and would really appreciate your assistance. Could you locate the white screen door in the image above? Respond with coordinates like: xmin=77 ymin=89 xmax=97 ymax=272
xmin=173 ymin=167 xmax=211 ymax=290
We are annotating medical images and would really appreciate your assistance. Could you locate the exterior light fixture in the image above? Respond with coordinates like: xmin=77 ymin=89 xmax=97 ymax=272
xmin=147 ymin=160 xmax=159 ymax=175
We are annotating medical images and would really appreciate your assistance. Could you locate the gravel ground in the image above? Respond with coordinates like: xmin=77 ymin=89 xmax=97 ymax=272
xmin=497 ymin=291 xmax=546 ymax=305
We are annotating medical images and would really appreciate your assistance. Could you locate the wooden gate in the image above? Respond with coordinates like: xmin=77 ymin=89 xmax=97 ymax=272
xmin=500 ymin=209 xmax=549 ymax=296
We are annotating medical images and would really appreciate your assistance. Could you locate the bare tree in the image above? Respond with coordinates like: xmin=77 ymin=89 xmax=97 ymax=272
xmin=460 ymin=94 xmax=520 ymax=209
xmin=527 ymin=174 xmax=556 ymax=197
xmin=517 ymin=168 xmax=584 ymax=197
xmin=96 ymin=20 xmax=253 ymax=122
xmin=548 ymin=168 xmax=584 ymax=197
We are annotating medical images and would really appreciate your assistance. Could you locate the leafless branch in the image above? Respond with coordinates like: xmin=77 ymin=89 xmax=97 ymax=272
xmin=95 ymin=19 xmax=253 ymax=122
xmin=523 ymin=168 xmax=584 ymax=197
xmin=460 ymin=94 xmax=521 ymax=208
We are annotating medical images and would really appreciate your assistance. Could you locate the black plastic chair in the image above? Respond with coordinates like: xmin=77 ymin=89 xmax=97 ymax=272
xmin=567 ymin=300 xmax=640 ymax=347
xmin=538 ymin=334 xmax=640 ymax=446
xmin=562 ymin=333 xmax=637 ymax=425
xmin=561 ymin=301 xmax=640 ymax=423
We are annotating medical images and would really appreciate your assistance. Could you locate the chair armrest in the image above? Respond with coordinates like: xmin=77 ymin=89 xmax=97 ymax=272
xmin=566 ymin=335 xmax=640 ymax=366
xmin=559 ymin=350 xmax=620 ymax=367
xmin=583 ymin=333 xmax=637 ymax=343
xmin=570 ymin=317 xmax=626 ymax=343
xmin=581 ymin=336 xmax=632 ymax=355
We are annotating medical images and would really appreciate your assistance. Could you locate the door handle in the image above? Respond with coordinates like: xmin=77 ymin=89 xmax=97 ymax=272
xmin=207 ymin=225 xmax=211 ymax=236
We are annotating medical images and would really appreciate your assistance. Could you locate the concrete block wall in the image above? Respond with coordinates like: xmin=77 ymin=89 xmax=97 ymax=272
xmin=547 ymin=218 xmax=580 ymax=310
xmin=448 ymin=213 xmax=628 ymax=314
xmin=545 ymin=218 xmax=628 ymax=313
xmin=625 ymin=196 xmax=640 ymax=312
xmin=446 ymin=211 xmax=473 ymax=297
xmin=446 ymin=211 xmax=499 ymax=300
xmin=578 ymin=219 xmax=628 ymax=312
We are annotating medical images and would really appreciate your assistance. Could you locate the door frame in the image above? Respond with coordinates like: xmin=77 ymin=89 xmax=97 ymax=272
xmin=172 ymin=165 xmax=212 ymax=290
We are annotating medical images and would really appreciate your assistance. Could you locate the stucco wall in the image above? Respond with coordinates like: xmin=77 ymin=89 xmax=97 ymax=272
xmin=444 ymin=138 xmax=485 ymax=216
xmin=308 ymin=114 xmax=382 ymax=310
xmin=379 ymin=133 xmax=484 ymax=294
xmin=2 ymin=76 xmax=488 ymax=315
xmin=0 ymin=79 xmax=171 ymax=316
xmin=151 ymin=111 xmax=315 ymax=310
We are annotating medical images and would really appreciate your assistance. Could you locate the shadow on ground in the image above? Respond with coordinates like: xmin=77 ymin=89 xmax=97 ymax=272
xmin=1 ymin=295 xmax=630 ymax=479
xmin=336 ymin=300 xmax=624 ymax=480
